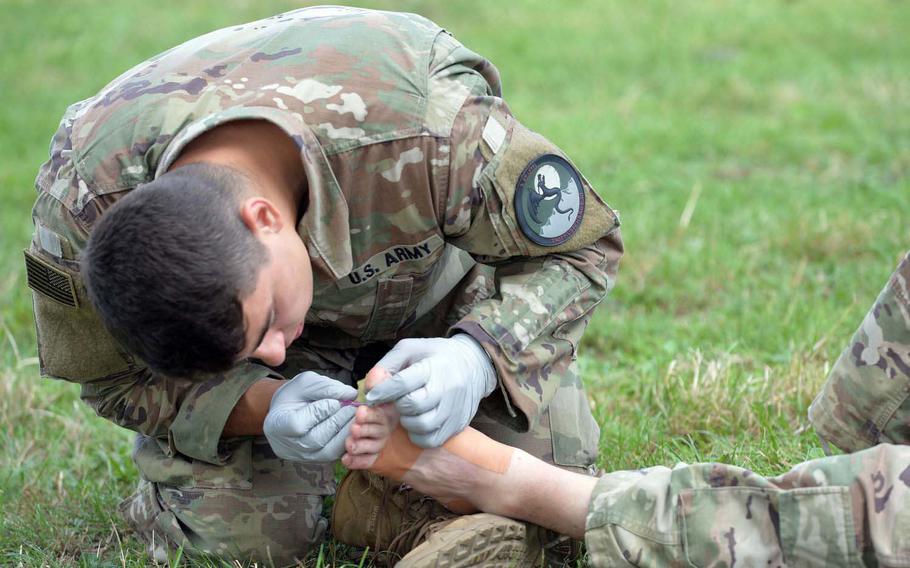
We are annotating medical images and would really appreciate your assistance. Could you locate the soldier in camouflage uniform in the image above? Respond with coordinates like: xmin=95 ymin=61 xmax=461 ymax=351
xmin=24 ymin=6 xmax=622 ymax=565
xmin=347 ymin=251 xmax=910 ymax=566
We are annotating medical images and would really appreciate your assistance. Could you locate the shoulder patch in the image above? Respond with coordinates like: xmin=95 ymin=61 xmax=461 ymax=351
xmin=514 ymin=154 xmax=585 ymax=246
xmin=24 ymin=250 xmax=78 ymax=308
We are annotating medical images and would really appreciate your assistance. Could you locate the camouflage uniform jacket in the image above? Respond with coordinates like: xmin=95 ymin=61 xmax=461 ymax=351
xmin=26 ymin=7 xmax=623 ymax=465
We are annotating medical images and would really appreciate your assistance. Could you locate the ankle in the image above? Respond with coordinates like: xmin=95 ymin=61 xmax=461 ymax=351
xmin=469 ymin=449 xmax=527 ymax=518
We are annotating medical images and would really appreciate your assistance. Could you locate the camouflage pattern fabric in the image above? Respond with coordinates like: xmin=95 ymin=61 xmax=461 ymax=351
xmin=120 ymin=436 xmax=334 ymax=566
xmin=115 ymin=337 xmax=357 ymax=564
xmin=470 ymin=359 xmax=601 ymax=472
xmin=585 ymin=443 xmax=910 ymax=567
xmin=810 ymin=251 xmax=910 ymax=453
xmin=582 ymin=253 xmax=910 ymax=567
xmin=27 ymin=6 xmax=620 ymax=473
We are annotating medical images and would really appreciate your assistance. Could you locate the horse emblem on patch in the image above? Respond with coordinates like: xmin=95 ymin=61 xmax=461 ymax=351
xmin=514 ymin=154 xmax=585 ymax=246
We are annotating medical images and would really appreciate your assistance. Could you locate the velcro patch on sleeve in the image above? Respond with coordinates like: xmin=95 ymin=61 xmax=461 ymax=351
xmin=24 ymin=250 xmax=78 ymax=308
xmin=481 ymin=115 xmax=507 ymax=154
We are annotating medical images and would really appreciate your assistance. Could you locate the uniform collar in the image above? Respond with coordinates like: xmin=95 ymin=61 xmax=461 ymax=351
xmin=156 ymin=106 xmax=353 ymax=280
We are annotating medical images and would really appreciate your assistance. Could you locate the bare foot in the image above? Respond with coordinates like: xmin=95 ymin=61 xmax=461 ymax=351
xmin=341 ymin=365 xmax=595 ymax=536
xmin=341 ymin=365 xmax=513 ymax=513
xmin=341 ymin=367 xmax=400 ymax=470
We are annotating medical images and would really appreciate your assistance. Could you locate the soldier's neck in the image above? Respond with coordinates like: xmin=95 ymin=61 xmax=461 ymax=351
xmin=169 ymin=120 xmax=308 ymax=222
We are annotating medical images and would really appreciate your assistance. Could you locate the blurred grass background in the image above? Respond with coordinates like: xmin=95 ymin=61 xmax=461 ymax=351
xmin=1 ymin=0 xmax=909 ymax=565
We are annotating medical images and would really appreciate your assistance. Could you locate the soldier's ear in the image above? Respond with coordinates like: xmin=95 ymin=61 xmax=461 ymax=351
xmin=239 ymin=197 xmax=284 ymax=236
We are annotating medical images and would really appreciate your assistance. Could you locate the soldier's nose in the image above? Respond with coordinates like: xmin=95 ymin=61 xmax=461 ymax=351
xmin=252 ymin=332 xmax=287 ymax=366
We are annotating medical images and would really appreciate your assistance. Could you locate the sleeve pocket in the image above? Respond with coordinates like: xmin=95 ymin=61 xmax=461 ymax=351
xmin=477 ymin=109 xmax=619 ymax=259
xmin=25 ymin=247 xmax=134 ymax=382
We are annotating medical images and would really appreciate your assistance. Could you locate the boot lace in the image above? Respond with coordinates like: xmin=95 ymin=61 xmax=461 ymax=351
xmin=375 ymin=483 xmax=454 ymax=566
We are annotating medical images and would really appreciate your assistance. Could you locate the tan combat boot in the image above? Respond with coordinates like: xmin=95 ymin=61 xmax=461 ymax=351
xmin=332 ymin=470 xmax=544 ymax=567
xmin=396 ymin=513 xmax=543 ymax=568
xmin=332 ymin=470 xmax=455 ymax=563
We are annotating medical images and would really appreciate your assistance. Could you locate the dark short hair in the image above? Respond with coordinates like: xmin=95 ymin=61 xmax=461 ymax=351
xmin=82 ymin=163 xmax=268 ymax=377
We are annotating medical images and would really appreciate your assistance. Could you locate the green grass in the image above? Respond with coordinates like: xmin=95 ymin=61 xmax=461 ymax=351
xmin=2 ymin=0 xmax=909 ymax=565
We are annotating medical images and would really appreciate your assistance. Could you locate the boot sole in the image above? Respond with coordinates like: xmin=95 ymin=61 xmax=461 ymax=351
xmin=396 ymin=514 xmax=537 ymax=568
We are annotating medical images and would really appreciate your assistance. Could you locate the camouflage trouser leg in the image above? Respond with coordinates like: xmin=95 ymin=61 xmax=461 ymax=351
xmin=471 ymin=359 xmax=600 ymax=474
xmin=810 ymin=250 xmax=910 ymax=453
xmin=584 ymin=443 xmax=910 ymax=567
xmin=119 ymin=436 xmax=335 ymax=566
xmin=119 ymin=342 xmax=367 ymax=566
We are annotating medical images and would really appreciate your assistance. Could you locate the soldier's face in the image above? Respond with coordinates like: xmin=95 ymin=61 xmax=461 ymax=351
xmin=240 ymin=228 xmax=313 ymax=367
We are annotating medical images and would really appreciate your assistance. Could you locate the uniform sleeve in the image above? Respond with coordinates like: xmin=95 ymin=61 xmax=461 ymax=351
xmin=26 ymin=129 xmax=270 ymax=464
xmin=440 ymin=92 xmax=623 ymax=429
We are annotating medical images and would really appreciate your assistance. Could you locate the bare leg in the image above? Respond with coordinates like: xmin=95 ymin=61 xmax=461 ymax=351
xmin=342 ymin=367 xmax=597 ymax=538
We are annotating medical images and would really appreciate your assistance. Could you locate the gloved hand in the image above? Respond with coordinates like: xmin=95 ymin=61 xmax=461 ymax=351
xmin=263 ymin=371 xmax=357 ymax=462
xmin=365 ymin=334 xmax=497 ymax=448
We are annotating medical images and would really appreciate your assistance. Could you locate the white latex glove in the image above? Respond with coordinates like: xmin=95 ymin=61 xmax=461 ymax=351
xmin=263 ymin=372 xmax=357 ymax=462
xmin=365 ymin=334 xmax=497 ymax=448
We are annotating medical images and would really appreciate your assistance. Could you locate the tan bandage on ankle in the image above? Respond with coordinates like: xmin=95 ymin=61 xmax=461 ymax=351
xmin=441 ymin=428 xmax=513 ymax=474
